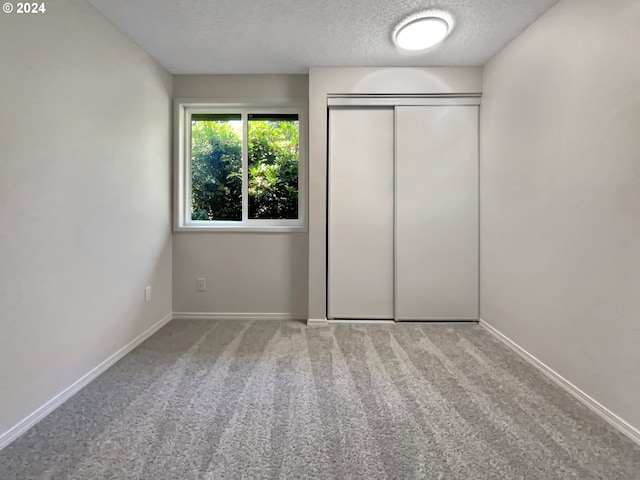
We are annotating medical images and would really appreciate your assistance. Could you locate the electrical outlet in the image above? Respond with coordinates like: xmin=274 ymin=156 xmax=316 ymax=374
xmin=145 ymin=286 xmax=152 ymax=302
xmin=197 ymin=278 xmax=206 ymax=292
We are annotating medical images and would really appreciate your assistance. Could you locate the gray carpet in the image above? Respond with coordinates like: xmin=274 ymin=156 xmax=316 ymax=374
xmin=1 ymin=320 xmax=639 ymax=479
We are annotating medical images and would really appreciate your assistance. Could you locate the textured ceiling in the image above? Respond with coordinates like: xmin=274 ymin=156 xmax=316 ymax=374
xmin=87 ymin=0 xmax=560 ymax=74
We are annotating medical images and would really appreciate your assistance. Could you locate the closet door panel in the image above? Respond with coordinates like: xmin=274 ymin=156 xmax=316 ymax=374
xmin=395 ymin=106 xmax=478 ymax=320
xmin=328 ymin=108 xmax=395 ymax=319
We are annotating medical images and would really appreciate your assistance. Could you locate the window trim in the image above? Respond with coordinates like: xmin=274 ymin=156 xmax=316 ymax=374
xmin=174 ymin=99 xmax=308 ymax=232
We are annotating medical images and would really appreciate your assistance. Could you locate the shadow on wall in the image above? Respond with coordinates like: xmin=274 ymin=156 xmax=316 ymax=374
xmin=353 ymin=68 xmax=452 ymax=93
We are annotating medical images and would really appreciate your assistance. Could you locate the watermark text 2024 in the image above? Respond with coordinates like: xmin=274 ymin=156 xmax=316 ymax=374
xmin=2 ymin=3 xmax=47 ymax=14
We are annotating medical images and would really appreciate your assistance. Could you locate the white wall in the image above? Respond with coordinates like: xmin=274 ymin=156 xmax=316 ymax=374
xmin=172 ymin=75 xmax=309 ymax=318
xmin=0 ymin=0 xmax=173 ymax=439
xmin=308 ymin=67 xmax=483 ymax=321
xmin=481 ymin=0 xmax=640 ymax=431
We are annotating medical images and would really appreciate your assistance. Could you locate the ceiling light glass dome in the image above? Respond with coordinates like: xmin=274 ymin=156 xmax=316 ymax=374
xmin=394 ymin=12 xmax=452 ymax=51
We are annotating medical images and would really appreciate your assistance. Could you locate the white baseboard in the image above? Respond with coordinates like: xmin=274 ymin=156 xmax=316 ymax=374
xmin=173 ymin=312 xmax=302 ymax=321
xmin=0 ymin=312 xmax=173 ymax=452
xmin=479 ymin=318 xmax=640 ymax=447
xmin=306 ymin=318 xmax=328 ymax=327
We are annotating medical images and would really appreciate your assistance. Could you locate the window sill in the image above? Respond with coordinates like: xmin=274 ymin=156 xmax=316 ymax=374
xmin=174 ymin=225 xmax=308 ymax=233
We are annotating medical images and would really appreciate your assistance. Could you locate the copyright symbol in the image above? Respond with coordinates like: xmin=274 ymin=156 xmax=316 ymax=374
xmin=2 ymin=3 xmax=12 ymax=13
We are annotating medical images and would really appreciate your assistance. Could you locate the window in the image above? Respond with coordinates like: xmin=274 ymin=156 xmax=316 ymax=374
xmin=175 ymin=102 xmax=306 ymax=231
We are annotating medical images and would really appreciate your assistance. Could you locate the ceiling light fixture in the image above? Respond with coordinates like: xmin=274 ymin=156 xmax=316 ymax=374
xmin=393 ymin=12 xmax=452 ymax=51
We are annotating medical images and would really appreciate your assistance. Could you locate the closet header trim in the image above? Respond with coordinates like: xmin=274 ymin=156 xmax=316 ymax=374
xmin=327 ymin=95 xmax=481 ymax=107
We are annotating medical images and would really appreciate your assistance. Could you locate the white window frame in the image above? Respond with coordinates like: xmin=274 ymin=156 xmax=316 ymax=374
xmin=174 ymin=99 xmax=308 ymax=232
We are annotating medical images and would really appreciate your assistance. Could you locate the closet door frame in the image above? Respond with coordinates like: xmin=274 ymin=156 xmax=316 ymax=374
xmin=326 ymin=95 xmax=481 ymax=322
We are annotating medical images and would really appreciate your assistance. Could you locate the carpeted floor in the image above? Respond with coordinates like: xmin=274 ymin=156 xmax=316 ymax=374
xmin=1 ymin=320 xmax=639 ymax=479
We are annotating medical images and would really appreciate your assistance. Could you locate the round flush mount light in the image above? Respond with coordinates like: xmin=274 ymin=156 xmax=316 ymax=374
xmin=393 ymin=12 xmax=453 ymax=51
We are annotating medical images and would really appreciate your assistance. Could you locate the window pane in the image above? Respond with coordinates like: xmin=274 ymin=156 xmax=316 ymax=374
xmin=248 ymin=114 xmax=299 ymax=219
xmin=191 ymin=114 xmax=242 ymax=221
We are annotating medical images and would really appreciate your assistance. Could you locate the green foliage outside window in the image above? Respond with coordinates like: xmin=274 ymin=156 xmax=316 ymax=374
xmin=248 ymin=119 xmax=299 ymax=219
xmin=190 ymin=116 xmax=299 ymax=221
xmin=191 ymin=118 xmax=242 ymax=221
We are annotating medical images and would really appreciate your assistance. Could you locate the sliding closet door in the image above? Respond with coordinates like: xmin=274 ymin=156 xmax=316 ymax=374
xmin=328 ymin=108 xmax=394 ymax=319
xmin=395 ymin=106 xmax=478 ymax=320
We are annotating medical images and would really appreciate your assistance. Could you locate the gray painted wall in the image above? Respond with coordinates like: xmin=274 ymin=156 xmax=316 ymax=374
xmin=480 ymin=0 xmax=640 ymax=431
xmin=172 ymin=75 xmax=309 ymax=318
xmin=0 ymin=0 xmax=173 ymax=436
